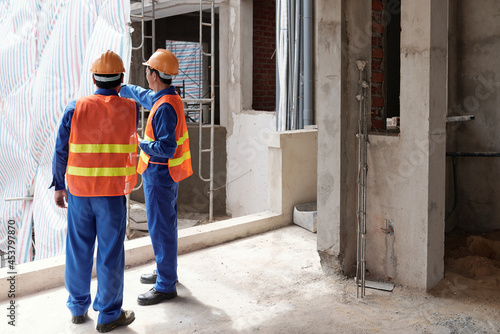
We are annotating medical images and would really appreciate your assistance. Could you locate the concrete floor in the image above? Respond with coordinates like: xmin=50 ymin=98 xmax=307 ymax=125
xmin=2 ymin=225 xmax=499 ymax=334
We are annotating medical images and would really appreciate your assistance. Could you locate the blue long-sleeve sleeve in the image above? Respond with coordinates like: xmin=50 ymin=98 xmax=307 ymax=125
xmin=139 ymin=102 xmax=178 ymax=160
xmin=120 ymin=84 xmax=154 ymax=110
xmin=50 ymin=100 xmax=76 ymax=190
xmin=122 ymin=85 xmax=178 ymax=163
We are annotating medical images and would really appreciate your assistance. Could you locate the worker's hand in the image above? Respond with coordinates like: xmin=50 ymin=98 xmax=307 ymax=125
xmin=54 ymin=189 xmax=68 ymax=209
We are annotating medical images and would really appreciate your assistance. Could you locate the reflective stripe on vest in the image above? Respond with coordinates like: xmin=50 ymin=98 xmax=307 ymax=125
xmin=67 ymin=94 xmax=138 ymax=196
xmin=137 ymin=93 xmax=193 ymax=182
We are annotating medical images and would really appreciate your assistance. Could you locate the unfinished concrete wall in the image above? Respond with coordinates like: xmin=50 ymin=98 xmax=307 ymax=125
xmin=365 ymin=0 xmax=447 ymax=289
xmin=316 ymin=0 xmax=365 ymax=276
xmin=220 ymin=0 xmax=275 ymax=217
xmin=226 ymin=111 xmax=275 ymax=216
xmin=316 ymin=0 xmax=447 ymax=289
xmin=177 ymin=125 xmax=227 ymax=215
xmin=268 ymin=130 xmax=318 ymax=222
xmin=446 ymin=0 xmax=500 ymax=233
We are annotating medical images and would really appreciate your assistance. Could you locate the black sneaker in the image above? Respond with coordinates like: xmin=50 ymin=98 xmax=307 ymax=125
xmin=96 ymin=309 xmax=135 ymax=333
xmin=71 ymin=310 xmax=88 ymax=324
xmin=137 ymin=287 xmax=177 ymax=306
xmin=140 ymin=270 xmax=157 ymax=284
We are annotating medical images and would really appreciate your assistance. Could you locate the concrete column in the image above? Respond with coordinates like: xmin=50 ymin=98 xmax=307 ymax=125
xmin=315 ymin=0 xmax=345 ymax=274
xmin=316 ymin=0 xmax=372 ymax=276
xmin=398 ymin=0 xmax=447 ymax=289
xmin=219 ymin=0 xmax=253 ymax=129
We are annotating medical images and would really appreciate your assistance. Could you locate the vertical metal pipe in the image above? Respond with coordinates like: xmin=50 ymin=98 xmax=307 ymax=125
xmin=355 ymin=60 xmax=368 ymax=298
xmin=151 ymin=0 xmax=156 ymax=52
xmin=277 ymin=0 xmax=289 ymax=131
xmin=287 ymin=0 xmax=294 ymax=130
xmin=276 ymin=0 xmax=280 ymax=131
xmin=303 ymin=0 xmax=313 ymax=126
xmin=291 ymin=0 xmax=301 ymax=130
xmin=298 ymin=0 xmax=305 ymax=129
xmin=209 ymin=0 xmax=215 ymax=222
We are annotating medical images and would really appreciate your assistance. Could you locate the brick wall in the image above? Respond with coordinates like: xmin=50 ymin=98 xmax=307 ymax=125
xmin=371 ymin=0 xmax=385 ymax=130
xmin=253 ymin=0 xmax=276 ymax=111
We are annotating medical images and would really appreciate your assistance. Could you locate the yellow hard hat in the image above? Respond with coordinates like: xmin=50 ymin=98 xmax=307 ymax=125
xmin=90 ymin=50 xmax=125 ymax=74
xmin=143 ymin=49 xmax=179 ymax=77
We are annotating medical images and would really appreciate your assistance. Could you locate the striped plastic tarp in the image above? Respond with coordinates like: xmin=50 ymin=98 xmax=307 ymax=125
xmin=0 ymin=0 xmax=131 ymax=263
xmin=165 ymin=40 xmax=203 ymax=100
xmin=165 ymin=40 xmax=203 ymax=122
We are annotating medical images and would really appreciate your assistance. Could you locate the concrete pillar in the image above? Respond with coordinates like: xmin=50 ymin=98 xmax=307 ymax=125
xmin=219 ymin=0 xmax=253 ymax=130
xmin=397 ymin=0 xmax=448 ymax=289
xmin=315 ymin=0 xmax=344 ymax=274
xmin=315 ymin=0 xmax=372 ymax=276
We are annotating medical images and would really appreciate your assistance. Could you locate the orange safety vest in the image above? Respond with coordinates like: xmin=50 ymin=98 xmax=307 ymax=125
xmin=137 ymin=93 xmax=193 ymax=182
xmin=67 ymin=95 xmax=138 ymax=196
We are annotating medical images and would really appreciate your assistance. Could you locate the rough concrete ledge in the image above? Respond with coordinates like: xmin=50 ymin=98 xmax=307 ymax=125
xmin=0 ymin=211 xmax=286 ymax=301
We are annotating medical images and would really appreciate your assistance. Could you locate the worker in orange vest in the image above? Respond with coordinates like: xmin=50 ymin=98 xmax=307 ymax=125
xmin=120 ymin=49 xmax=193 ymax=305
xmin=51 ymin=51 xmax=138 ymax=332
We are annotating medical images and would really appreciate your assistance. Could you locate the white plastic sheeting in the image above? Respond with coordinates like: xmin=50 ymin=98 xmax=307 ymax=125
xmin=0 ymin=0 xmax=131 ymax=263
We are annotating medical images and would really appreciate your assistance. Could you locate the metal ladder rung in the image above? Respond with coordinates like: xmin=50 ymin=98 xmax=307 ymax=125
xmin=130 ymin=14 xmax=155 ymax=19
xmin=183 ymin=98 xmax=213 ymax=103
xmin=201 ymin=22 xmax=213 ymax=27
xmin=201 ymin=51 xmax=213 ymax=57
xmin=200 ymin=148 xmax=212 ymax=153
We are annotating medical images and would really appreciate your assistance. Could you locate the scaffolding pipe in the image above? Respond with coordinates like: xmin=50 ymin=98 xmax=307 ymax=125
xmin=197 ymin=0 xmax=216 ymax=222
xmin=127 ymin=0 xmax=155 ymax=235
xmin=130 ymin=0 xmax=156 ymax=62
xmin=4 ymin=197 xmax=34 ymax=201
xmin=131 ymin=0 xmax=146 ymax=52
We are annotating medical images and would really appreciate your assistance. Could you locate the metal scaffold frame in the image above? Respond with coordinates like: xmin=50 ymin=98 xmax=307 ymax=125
xmin=184 ymin=0 xmax=216 ymax=223
xmin=128 ymin=0 xmax=217 ymax=224
xmin=127 ymin=0 xmax=156 ymax=234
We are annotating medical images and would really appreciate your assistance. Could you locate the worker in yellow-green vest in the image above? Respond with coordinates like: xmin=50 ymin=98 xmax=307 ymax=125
xmin=51 ymin=50 xmax=138 ymax=332
xmin=120 ymin=48 xmax=193 ymax=306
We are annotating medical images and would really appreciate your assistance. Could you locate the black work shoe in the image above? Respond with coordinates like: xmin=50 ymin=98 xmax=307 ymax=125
xmin=96 ymin=309 xmax=135 ymax=333
xmin=71 ymin=310 xmax=88 ymax=324
xmin=137 ymin=287 xmax=177 ymax=306
xmin=140 ymin=270 xmax=157 ymax=284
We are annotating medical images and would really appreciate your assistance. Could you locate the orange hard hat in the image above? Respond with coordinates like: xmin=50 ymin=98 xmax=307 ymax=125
xmin=90 ymin=50 xmax=125 ymax=74
xmin=143 ymin=49 xmax=178 ymax=77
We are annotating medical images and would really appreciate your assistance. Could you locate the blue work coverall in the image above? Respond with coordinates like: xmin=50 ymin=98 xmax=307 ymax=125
xmin=51 ymin=89 xmax=139 ymax=324
xmin=120 ymin=84 xmax=179 ymax=294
